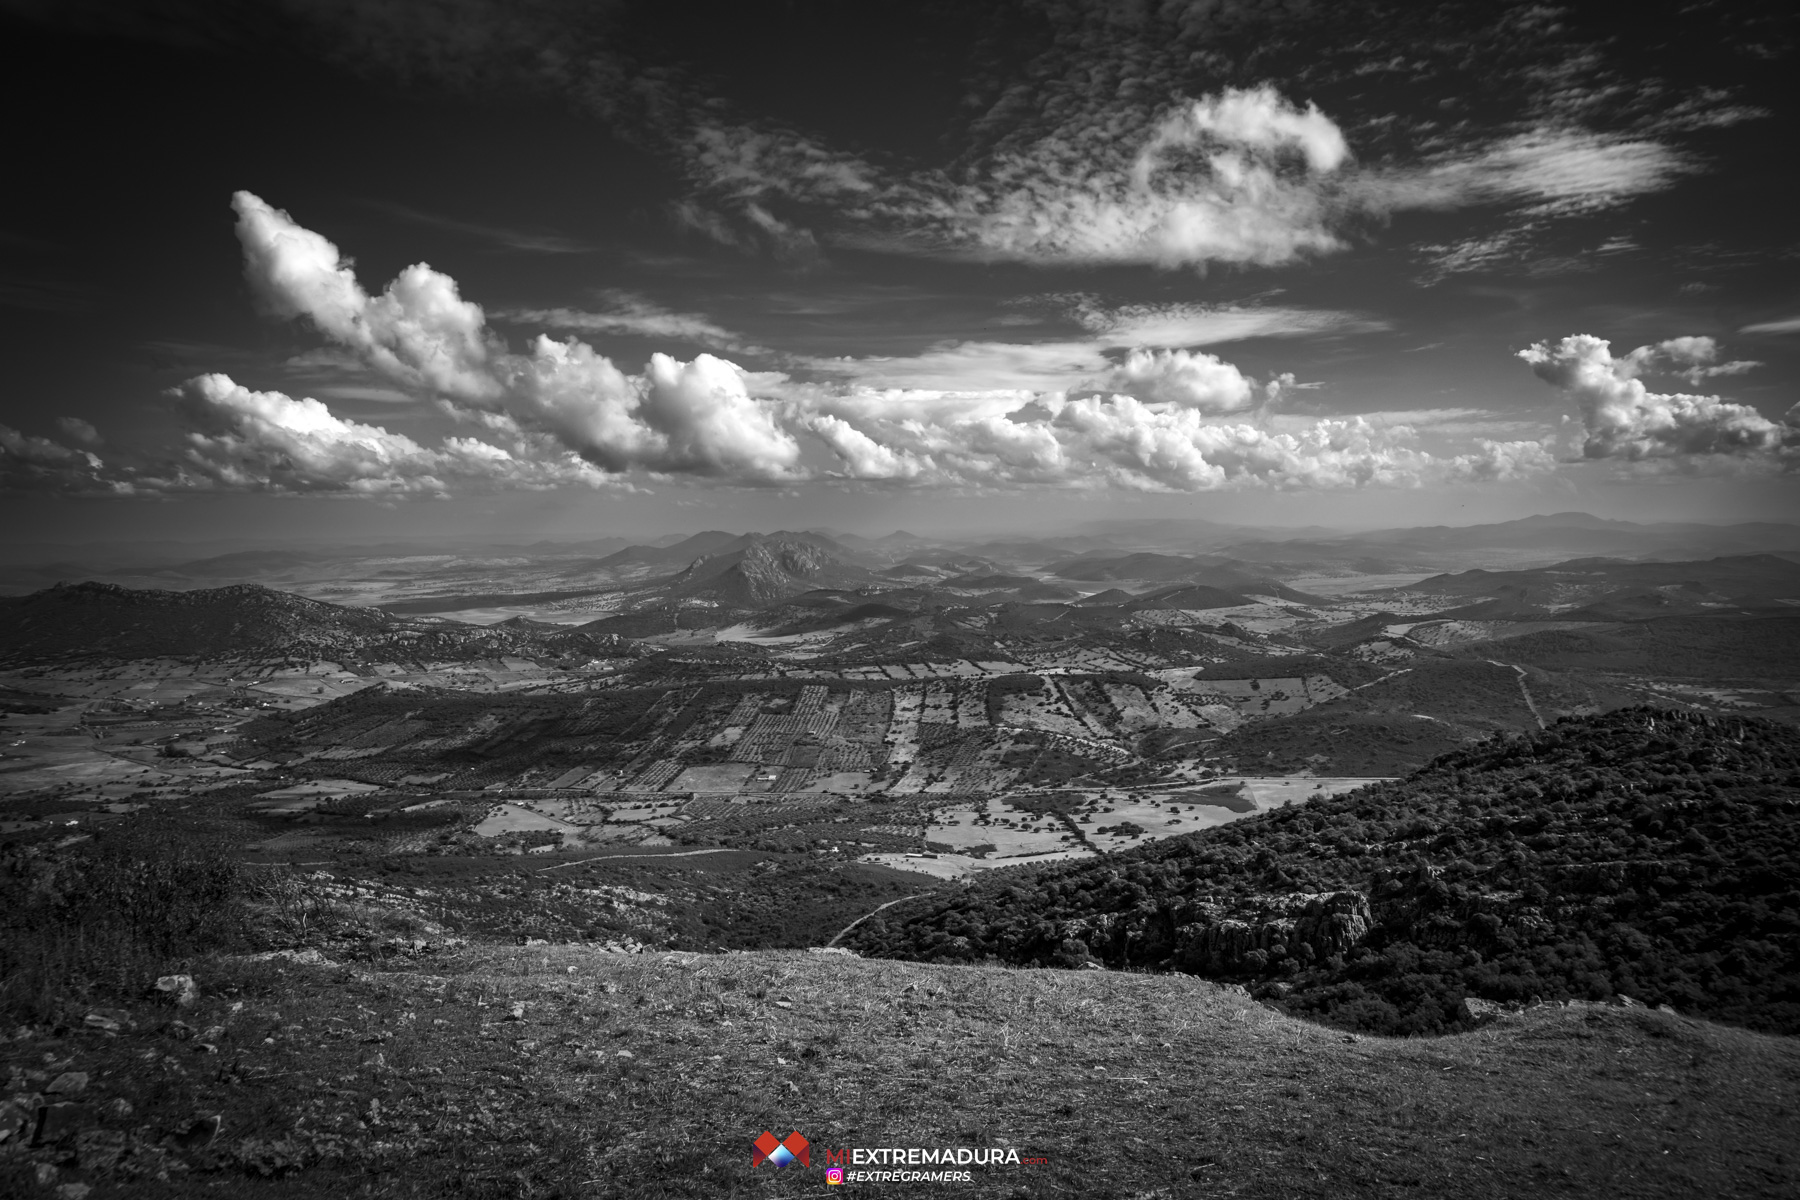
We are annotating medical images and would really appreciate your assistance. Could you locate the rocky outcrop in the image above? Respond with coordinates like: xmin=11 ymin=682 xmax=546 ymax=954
xmin=1171 ymin=892 xmax=1373 ymax=972
xmin=1048 ymin=890 xmax=1374 ymax=973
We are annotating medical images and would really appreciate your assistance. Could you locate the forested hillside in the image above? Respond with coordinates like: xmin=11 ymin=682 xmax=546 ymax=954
xmin=846 ymin=709 xmax=1800 ymax=1035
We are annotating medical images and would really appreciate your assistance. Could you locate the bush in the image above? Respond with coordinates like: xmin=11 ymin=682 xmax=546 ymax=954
xmin=0 ymin=830 xmax=246 ymax=1024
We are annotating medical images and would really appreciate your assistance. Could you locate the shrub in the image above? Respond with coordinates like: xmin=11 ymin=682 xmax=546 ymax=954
xmin=0 ymin=829 xmax=246 ymax=1024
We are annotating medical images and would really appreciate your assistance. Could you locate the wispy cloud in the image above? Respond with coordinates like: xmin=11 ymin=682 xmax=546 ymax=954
xmin=1070 ymin=300 xmax=1389 ymax=347
xmin=366 ymin=201 xmax=595 ymax=254
xmin=499 ymin=290 xmax=772 ymax=357
xmin=1741 ymin=316 xmax=1800 ymax=335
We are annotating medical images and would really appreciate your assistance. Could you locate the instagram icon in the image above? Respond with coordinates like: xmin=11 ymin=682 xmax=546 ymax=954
xmin=825 ymin=1167 xmax=845 ymax=1185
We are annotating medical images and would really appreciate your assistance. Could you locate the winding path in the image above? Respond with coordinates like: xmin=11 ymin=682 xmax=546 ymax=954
xmin=826 ymin=893 xmax=932 ymax=948
xmin=534 ymin=846 xmax=738 ymax=873
xmin=1490 ymin=660 xmax=1546 ymax=730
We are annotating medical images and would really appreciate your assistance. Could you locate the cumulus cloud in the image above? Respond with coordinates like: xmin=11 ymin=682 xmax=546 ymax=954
xmin=234 ymin=191 xmax=499 ymax=402
xmin=0 ymin=423 xmax=127 ymax=495
xmin=1617 ymin=336 xmax=1760 ymax=386
xmin=1094 ymin=348 xmax=1259 ymax=414
xmin=235 ymin=192 xmax=805 ymax=483
xmin=1519 ymin=335 xmax=1788 ymax=464
xmin=173 ymin=373 xmax=608 ymax=494
xmin=793 ymin=390 xmax=1551 ymax=492
xmin=55 ymin=416 xmax=101 ymax=446
xmin=172 ymin=193 xmax=1561 ymax=496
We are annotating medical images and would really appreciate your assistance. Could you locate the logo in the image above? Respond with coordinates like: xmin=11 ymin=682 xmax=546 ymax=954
xmin=826 ymin=1167 xmax=845 ymax=1185
xmin=752 ymin=1131 xmax=810 ymax=1168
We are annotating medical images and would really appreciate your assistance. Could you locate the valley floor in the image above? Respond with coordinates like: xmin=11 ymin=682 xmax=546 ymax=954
xmin=5 ymin=946 xmax=1795 ymax=1199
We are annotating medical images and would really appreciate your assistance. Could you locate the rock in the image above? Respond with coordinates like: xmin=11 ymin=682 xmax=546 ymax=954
xmin=81 ymin=1010 xmax=129 ymax=1035
xmin=1614 ymin=995 xmax=1644 ymax=1008
xmin=172 ymin=1113 xmax=220 ymax=1149
xmin=32 ymin=1101 xmax=94 ymax=1146
xmin=1655 ymin=1004 xmax=1679 ymax=1016
xmin=55 ymin=1180 xmax=92 ymax=1199
xmin=1460 ymin=997 xmax=1523 ymax=1024
xmin=165 ymin=1020 xmax=193 ymax=1041
xmin=105 ymin=1098 xmax=133 ymax=1120
xmin=44 ymin=1072 xmax=88 ymax=1096
xmin=243 ymin=948 xmax=334 ymax=966
xmin=809 ymin=946 xmax=857 ymax=956
xmin=200 ymin=1026 xmax=227 ymax=1043
xmin=507 ymin=1002 xmax=526 ymax=1021
xmin=153 ymin=975 xmax=198 ymax=1008
xmin=35 ymin=1164 xmax=59 ymax=1187
xmin=0 ymin=1097 xmax=36 ymax=1144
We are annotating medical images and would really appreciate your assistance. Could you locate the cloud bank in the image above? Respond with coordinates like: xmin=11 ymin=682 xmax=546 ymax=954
xmin=9 ymin=194 xmax=1562 ymax=497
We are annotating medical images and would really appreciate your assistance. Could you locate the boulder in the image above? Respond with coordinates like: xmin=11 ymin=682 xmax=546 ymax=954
xmin=153 ymin=975 xmax=198 ymax=1008
xmin=44 ymin=1072 xmax=88 ymax=1096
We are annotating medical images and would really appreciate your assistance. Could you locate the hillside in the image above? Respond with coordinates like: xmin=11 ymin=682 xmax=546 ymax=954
xmin=1404 ymin=554 xmax=1800 ymax=608
xmin=594 ymin=529 xmax=756 ymax=569
xmin=1048 ymin=552 xmax=1317 ymax=601
xmin=659 ymin=536 xmax=878 ymax=607
xmin=1 ymin=945 xmax=1793 ymax=1199
xmin=847 ymin=709 xmax=1800 ymax=1036
xmin=0 ymin=581 xmax=631 ymax=665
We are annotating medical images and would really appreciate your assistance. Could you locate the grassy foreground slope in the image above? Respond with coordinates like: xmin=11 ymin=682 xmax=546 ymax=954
xmin=3 ymin=947 xmax=1797 ymax=1199
xmin=848 ymin=709 xmax=1800 ymax=1036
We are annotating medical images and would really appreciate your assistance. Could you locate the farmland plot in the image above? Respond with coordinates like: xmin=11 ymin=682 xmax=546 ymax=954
xmin=919 ymin=683 xmax=957 ymax=725
xmin=992 ymin=681 xmax=1089 ymax=738
xmin=1055 ymin=678 xmax=1123 ymax=740
xmin=883 ymin=686 xmax=923 ymax=768
xmin=1099 ymin=681 xmax=1162 ymax=732
xmin=668 ymin=762 xmax=758 ymax=792
xmin=953 ymin=681 xmax=990 ymax=726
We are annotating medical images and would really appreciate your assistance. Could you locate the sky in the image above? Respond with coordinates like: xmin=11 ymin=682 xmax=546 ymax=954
xmin=1 ymin=0 xmax=1796 ymax=544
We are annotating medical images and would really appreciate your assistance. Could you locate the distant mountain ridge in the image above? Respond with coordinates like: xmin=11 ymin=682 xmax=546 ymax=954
xmin=657 ymin=536 xmax=878 ymax=607
xmin=1406 ymin=554 xmax=1800 ymax=612
xmin=0 ymin=581 xmax=632 ymax=665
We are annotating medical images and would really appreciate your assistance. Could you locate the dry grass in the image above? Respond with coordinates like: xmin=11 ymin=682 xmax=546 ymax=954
xmin=3 ymin=947 xmax=1795 ymax=1198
